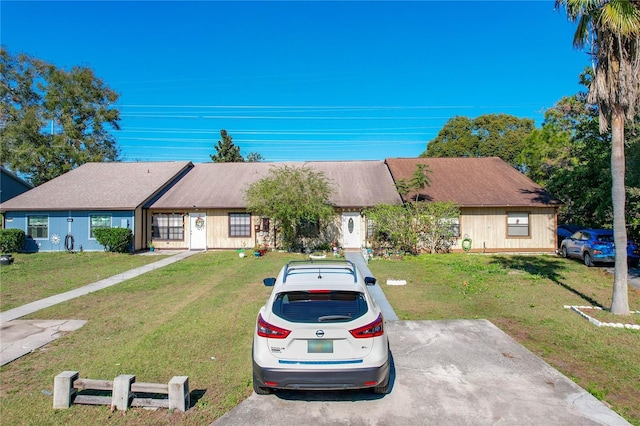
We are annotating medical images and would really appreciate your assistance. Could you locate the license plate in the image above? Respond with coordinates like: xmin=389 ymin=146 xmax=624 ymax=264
xmin=308 ymin=340 xmax=333 ymax=353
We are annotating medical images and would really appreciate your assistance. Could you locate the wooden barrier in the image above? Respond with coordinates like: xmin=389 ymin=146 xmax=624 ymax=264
xmin=53 ymin=371 xmax=189 ymax=412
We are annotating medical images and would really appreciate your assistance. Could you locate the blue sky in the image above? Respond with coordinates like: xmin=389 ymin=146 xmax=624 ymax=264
xmin=2 ymin=1 xmax=589 ymax=163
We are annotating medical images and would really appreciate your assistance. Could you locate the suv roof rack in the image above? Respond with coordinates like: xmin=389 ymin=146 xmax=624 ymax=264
xmin=282 ymin=259 xmax=357 ymax=283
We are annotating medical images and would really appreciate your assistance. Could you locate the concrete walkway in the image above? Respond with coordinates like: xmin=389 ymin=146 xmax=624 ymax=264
xmin=0 ymin=250 xmax=199 ymax=365
xmin=0 ymin=250 xmax=198 ymax=324
xmin=344 ymin=251 xmax=399 ymax=321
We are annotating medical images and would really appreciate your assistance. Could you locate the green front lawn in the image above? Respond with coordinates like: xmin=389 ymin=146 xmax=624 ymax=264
xmin=0 ymin=252 xmax=170 ymax=311
xmin=0 ymin=252 xmax=638 ymax=425
xmin=368 ymin=254 xmax=640 ymax=424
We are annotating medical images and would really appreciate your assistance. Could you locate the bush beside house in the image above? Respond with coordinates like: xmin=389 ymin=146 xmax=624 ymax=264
xmin=0 ymin=229 xmax=25 ymax=253
xmin=93 ymin=228 xmax=133 ymax=253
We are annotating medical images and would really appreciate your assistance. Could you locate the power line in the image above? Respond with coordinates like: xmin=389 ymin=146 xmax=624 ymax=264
xmin=119 ymin=104 xmax=540 ymax=110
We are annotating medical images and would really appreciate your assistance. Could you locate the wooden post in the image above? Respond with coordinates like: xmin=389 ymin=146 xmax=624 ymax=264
xmin=53 ymin=371 xmax=79 ymax=409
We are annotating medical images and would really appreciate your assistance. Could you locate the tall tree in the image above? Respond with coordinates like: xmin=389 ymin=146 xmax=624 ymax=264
xmin=246 ymin=152 xmax=264 ymax=162
xmin=519 ymin=75 xmax=591 ymax=187
xmin=421 ymin=114 xmax=535 ymax=168
xmin=0 ymin=48 xmax=121 ymax=185
xmin=210 ymin=129 xmax=244 ymax=162
xmin=556 ymin=0 xmax=640 ymax=315
xmin=520 ymin=69 xmax=640 ymax=241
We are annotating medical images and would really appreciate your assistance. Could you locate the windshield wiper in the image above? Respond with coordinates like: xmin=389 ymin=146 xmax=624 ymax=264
xmin=318 ymin=315 xmax=352 ymax=322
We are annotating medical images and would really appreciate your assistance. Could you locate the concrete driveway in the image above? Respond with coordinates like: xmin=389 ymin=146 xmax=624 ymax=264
xmin=609 ymin=265 xmax=640 ymax=290
xmin=213 ymin=320 xmax=629 ymax=426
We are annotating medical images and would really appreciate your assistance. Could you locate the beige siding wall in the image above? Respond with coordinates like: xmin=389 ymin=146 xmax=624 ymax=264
xmin=456 ymin=207 xmax=556 ymax=252
xmin=146 ymin=207 xmax=556 ymax=253
xmin=147 ymin=209 xmax=369 ymax=251
xmin=208 ymin=209 xmax=256 ymax=249
xmin=147 ymin=209 xmax=258 ymax=250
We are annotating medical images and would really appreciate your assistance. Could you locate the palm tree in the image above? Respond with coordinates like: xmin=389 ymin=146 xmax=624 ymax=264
xmin=556 ymin=0 xmax=640 ymax=315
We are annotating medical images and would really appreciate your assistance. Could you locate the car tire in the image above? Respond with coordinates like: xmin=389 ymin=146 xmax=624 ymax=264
xmin=560 ymin=246 xmax=568 ymax=258
xmin=253 ymin=371 xmax=271 ymax=395
xmin=373 ymin=347 xmax=391 ymax=394
xmin=373 ymin=376 xmax=390 ymax=394
xmin=583 ymin=252 xmax=594 ymax=267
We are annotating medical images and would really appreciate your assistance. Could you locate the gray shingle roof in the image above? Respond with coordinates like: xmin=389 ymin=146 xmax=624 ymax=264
xmin=0 ymin=162 xmax=193 ymax=211
xmin=385 ymin=157 xmax=562 ymax=207
xmin=1 ymin=158 xmax=555 ymax=212
xmin=150 ymin=161 xmax=402 ymax=209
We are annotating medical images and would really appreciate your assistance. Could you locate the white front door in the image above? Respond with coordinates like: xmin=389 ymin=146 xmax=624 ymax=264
xmin=189 ymin=213 xmax=207 ymax=250
xmin=341 ymin=213 xmax=361 ymax=249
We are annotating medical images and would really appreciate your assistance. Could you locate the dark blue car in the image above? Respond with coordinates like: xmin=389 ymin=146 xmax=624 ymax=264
xmin=559 ymin=228 xmax=640 ymax=268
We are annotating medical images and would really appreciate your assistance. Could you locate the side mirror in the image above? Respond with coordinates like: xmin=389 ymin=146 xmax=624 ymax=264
xmin=364 ymin=276 xmax=377 ymax=286
xmin=263 ymin=278 xmax=276 ymax=287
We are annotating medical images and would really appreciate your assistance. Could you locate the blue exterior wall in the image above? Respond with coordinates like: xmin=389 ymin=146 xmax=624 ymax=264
xmin=3 ymin=210 xmax=135 ymax=252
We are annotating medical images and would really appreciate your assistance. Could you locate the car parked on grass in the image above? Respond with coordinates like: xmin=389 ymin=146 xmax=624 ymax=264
xmin=252 ymin=259 xmax=390 ymax=395
xmin=559 ymin=228 xmax=640 ymax=268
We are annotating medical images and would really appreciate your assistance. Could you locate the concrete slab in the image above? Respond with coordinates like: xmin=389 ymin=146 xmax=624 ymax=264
xmin=213 ymin=320 xmax=630 ymax=426
xmin=0 ymin=319 xmax=87 ymax=366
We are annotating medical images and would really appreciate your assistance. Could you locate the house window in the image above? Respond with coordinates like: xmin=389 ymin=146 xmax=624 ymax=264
xmin=366 ymin=219 xmax=375 ymax=240
xmin=443 ymin=217 xmax=460 ymax=238
xmin=153 ymin=213 xmax=184 ymax=240
xmin=299 ymin=218 xmax=320 ymax=238
xmin=229 ymin=213 xmax=251 ymax=237
xmin=90 ymin=215 xmax=111 ymax=239
xmin=507 ymin=212 xmax=529 ymax=237
xmin=27 ymin=215 xmax=48 ymax=239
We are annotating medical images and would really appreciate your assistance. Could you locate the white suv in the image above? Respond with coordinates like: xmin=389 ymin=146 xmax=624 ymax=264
xmin=252 ymin=259 xmax=390 ymax=394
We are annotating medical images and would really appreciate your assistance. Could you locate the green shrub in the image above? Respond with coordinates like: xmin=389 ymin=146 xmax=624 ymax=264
xmin=93 ymin=228 xmax=132 ymax=253
xmin=0 ymin=229 xmax=26 ymax=253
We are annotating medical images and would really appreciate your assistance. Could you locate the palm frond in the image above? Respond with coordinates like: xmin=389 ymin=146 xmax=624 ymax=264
xmin=573 ymin=15 xmax=592 ymax=48
xmin=600 ymin=0 xmax=640 ymax=35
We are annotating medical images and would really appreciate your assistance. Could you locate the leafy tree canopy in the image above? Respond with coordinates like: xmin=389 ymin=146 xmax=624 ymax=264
xmin=421 ymin=113 xmax=535 ymax=168
xmin=210 ymin=129 xmax=244 ymax=162
xmin=246 ymin=152 xmax=264 ymax=162
xmin=0 ymin=48 xmax=121 ymax=186
xmin=520 ymin=68 xmax=640 ymax=242
xmin=244 ymin=165 xmax=334 ymax=250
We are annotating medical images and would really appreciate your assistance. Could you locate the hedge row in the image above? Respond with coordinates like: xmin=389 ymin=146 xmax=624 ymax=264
xmin=93 ymin=228 xmax=133 ymax=253
xmin=0 ymin=228 xmax=26 ymax=253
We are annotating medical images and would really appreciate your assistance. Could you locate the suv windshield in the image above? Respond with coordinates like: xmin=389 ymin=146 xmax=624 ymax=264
xmin=273 ymin=291 xmax=368 ymax=323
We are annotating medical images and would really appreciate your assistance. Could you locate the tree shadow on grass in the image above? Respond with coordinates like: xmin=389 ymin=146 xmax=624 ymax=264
xmin=489 ymin=255 xmax=606 ymax=309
